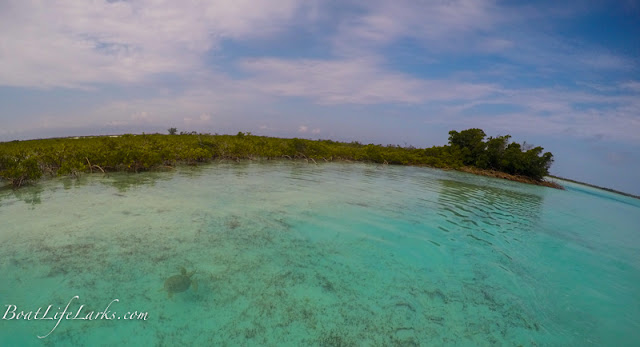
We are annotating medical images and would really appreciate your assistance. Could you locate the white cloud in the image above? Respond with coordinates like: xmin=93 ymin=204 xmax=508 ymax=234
xmin=239 ymin=57 xmax=497 ymax=104
xmin=298 ymin=125 xmax=308 ymax=133
xmin=330 ymin=1 xmax=634 ymax=75
xmin=621 ymin=81 xmax=640 ymax=92
xmin=438 ymin=86 xmax=640 ymax=143
xmin=331 ymin=0 xmax=502 ymax=55
xmin=476 ymin=38 xmax=514 ymax=53
xmin=131 ymin=111 xmax=150 ymax=121
xmin=578 ymin=52 xmax=635 ymax=70
xmin=184 ymin=113 xmax=213 ymax=127
xmin=0 ymin=0 xmax=302 ymax=88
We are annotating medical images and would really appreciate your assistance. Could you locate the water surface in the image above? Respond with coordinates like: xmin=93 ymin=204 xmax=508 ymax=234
xmin=1 ymin=161 xmax=638 ymax=346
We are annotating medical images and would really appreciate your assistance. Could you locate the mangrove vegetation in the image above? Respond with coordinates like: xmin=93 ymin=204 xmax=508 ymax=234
xmin=0 ymin=129 xmax=558 ymax=189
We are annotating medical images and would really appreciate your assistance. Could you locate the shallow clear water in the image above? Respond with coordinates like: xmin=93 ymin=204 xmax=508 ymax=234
xmin=1 ymin=161 xmax=638 ymax=346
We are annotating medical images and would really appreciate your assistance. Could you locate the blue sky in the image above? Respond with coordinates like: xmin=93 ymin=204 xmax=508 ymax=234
xmin=0 ymin=0 xmax=639 ymax=194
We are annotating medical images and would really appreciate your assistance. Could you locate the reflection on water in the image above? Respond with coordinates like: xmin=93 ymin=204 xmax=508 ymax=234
xmin=0 ymin=184 xmax=44 ymax=207
xmin=102 ymin=171 xmax=171 ymax=193
xmin=437 ymin=179 xmax=543 ymax=237
xmin=0 ymin=162 xmax=638 ymax=346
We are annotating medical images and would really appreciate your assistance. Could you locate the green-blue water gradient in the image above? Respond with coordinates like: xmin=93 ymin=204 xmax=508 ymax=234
xmin=0 ymin=162 xmax=638 ymax=346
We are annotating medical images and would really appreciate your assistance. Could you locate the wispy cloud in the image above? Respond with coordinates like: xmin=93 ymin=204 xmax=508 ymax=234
xmin=330 ymin=0 xmax=501 ymax=56
xmin=239 ymin=57 xmax=497 ymax=104
xmin=0 ymin=0 xmax=303 ymax=88
xmin=438 ymin=86 xmax=640 ymax=143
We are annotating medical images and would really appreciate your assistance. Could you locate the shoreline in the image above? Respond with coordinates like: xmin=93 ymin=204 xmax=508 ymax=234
xmin=1 ymin=133 xmax=560 ymax=190
xmin=457 ymin=166 xmax=564 ymax=190
xmin=548 ymin=175 xmax=639 ymax=200
xmin=0 ymin=156 xmax=565 ymax=191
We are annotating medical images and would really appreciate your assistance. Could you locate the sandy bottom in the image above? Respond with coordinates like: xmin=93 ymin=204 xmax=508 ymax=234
xmin=1 ymin=162 xmax=638 ymax=346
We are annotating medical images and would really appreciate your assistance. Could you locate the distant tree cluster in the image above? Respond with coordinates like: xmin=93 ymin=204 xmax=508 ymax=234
xmin=448 ymin=128 xmax=553 ymax=180
xmin=0 ymin=129 xmax=555 ymax=188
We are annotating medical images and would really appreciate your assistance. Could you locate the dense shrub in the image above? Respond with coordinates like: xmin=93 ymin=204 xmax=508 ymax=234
xmin=448 ymin=129 xmax=553 ymax=180
xmin=0 ymin=129 xmax=554 ymax=187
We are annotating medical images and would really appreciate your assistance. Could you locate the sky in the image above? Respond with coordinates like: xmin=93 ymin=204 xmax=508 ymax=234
xmin=0 ymin=0 xmax=639 ymax=194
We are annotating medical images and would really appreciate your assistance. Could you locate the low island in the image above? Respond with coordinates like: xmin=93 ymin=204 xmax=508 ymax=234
xmin=0 ymin=128 xmax=560 ymax=189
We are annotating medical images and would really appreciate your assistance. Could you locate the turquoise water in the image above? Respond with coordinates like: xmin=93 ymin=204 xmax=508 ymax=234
xmin=0 ymin=161 xmax=638 ymax=346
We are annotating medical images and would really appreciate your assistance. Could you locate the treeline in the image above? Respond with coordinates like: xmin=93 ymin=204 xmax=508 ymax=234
xmin=447 ymin=128 xmax=554 ymax=181
xmin=0 ymin=129 xmax=554 ymax=188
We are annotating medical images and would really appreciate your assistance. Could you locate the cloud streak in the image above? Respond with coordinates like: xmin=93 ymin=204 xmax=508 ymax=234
xmin=0 ymin=0 xmax=302 ymax=88
xmin=239 ymin=57 xmax=498 ymax=105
